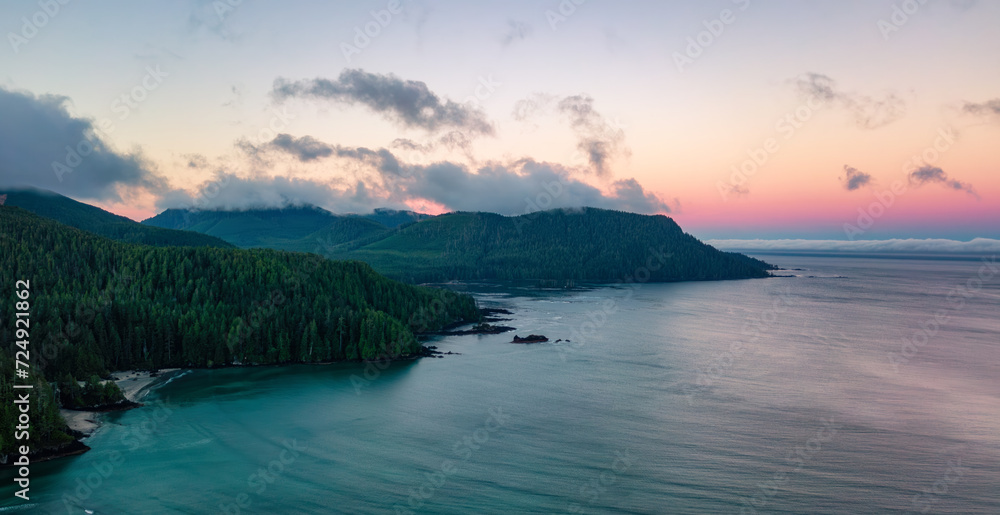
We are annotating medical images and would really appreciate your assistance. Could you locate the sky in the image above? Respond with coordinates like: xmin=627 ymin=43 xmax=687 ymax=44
xmin=1 ymin=0 xmax=998 ymax=240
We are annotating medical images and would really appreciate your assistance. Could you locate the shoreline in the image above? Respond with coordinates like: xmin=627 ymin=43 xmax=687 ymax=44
xmin=61 ymin=368 xmax=181 ymax=437
xmin=57 ymin=307 xmax=508 ymax=438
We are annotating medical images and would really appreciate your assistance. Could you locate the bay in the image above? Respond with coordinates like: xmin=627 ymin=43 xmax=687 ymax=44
xmin=4 ymin=254 xmax=999 ymax=514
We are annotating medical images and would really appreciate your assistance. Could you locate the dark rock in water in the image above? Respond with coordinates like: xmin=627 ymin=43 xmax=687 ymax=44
xmin=481 ymin=307 xmax=513 ymax=316
xmin=512 ymin=334 xmax=548 ymax=344
xmin=431 ymin=322 xmax=515 ymax=336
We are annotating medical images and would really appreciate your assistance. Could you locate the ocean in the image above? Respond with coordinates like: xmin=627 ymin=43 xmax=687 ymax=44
xmin=3 ymin=253 xmax=998 ymax=514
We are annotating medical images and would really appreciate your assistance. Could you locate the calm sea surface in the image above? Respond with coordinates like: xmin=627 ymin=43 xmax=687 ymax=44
xmin=4 ymin=254 xmax=999 ymax=514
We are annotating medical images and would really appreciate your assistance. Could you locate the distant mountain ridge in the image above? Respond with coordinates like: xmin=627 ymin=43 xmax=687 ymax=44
xmin=145 ymin=204 xmax=775 ymax=283
xmin=143 ymin=205 xmax=429 ymax=252
xmin=1 ymin=188 xmax=233 ymax=248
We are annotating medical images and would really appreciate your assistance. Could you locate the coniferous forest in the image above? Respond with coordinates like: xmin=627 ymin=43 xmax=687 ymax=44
xmin=0 ymin=206 xmax=480 ymax=457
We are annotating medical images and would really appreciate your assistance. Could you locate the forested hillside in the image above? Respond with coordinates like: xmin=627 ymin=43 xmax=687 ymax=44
xmin=325 ymin=208 xmax=775 ymax=283
xmin=143 ymin=205 xmax=397 ymax=251
xmin=144 ymin=205 xmax=775 ymax=284
xmin=0 ymin=206 xmax=479 ymax=456
xmin=1 ymin=189 xmax=233 ymax=248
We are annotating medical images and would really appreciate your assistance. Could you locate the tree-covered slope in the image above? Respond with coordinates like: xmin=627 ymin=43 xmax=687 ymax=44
xmin=364 ymin=208 xmax=434 ymax=228
xmin=142 ymin=205 xmax=773 ymax=284
xmin=143 ymin=206 xmax=392 ymax=251
xmin=1 ymin=206 xmax=478 ymax=457
xmin=324 ymin=208 xmax=775 ymax=283
xmin=1 ymin=189 xmax=233 ymax=248
xmin=1 ymin=206 xmax=478 ymax=374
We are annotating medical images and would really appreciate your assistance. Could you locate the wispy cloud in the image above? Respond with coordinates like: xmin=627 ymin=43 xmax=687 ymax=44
xmin=792 ymin=73 xmax=906 ymax=129
xmin=187 ymin=0 xmax=243 ymax=42
xmin=500 ymin=20 xmax=532 ymax=46
xmin=271 ymin=69 xmax=494 ymax=136
xmin=513 ymin=93 xmax=629 ymax=176
xmin=908 ymin=166 xmax=978 ymax=199
xmin=962 ymin=98 xmax=1000 ymax=118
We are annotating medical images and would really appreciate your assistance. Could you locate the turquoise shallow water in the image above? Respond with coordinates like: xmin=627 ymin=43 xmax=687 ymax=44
xmin=3 ymin=254 xmax=999 ymax=514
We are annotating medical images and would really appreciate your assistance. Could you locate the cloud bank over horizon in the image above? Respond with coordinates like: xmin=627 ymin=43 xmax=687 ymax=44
xmin=707 ymin=238 xmax=1000 ymax=254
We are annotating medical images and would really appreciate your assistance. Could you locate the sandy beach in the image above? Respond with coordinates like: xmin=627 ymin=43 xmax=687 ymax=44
xmin=113 ymin=369 xmax=181 ymax=403
xmin=61 ymin=369 xmax=181 ymax=437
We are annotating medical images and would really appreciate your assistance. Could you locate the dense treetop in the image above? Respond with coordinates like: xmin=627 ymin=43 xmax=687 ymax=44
xmin=0 ymin=206 xmax=478 ymax=456
xmin=146 ymin=206 xmax=775 ymax=284
xmin=2 ymin=189 xmax=233 ymax=248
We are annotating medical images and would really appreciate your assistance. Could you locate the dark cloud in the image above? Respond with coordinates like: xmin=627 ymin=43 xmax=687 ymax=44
xmin=331 ymin=146 xmax=403 ymax=176
xmin=841 ymin=165 xmax=872 ymax=191
xmin=404 ymin=159 xmax=668 ymax=215
xmin=390 ymin=138 xmax=432 ymax=153
xmin=962 ymin=98 xmax=1000 ymax=117
xmin=271 ymin=69 xmax=494 ymax=136
xmin=157 ymin=172 xmax=378 ymax=213
xmin=0 ymin=87 xmax=166 ymax=202
xmin=269 ymin=134 xmax=334 ymax=162
xmin=500 ymin=20 xmax=533 ymax=46
xmin=257 ymin=134 xmax=403 ymax=176
xmin=247 ymin=130 xmax=663 ymax=215
xmin=792 ymin=73 xmax=906 ymax=129
xmin=160 ymin=144 xmax=669 ymax=216
xmin=908 ymin=166 xmax=979 ymax=199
